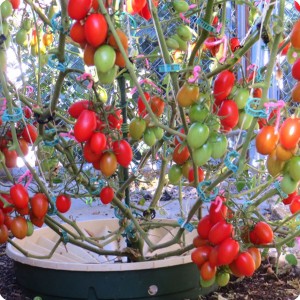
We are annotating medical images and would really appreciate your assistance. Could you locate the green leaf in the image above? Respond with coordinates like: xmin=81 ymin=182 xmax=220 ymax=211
xmin=285 ymin=254 xmax=298 ymax=266
xmin=286 ymin=239 xmax=296 ymax=248
xmin=236 ymin=181 xmax=246 ymax=192
xmin=138 ymin=198 xmax=146 ymax=206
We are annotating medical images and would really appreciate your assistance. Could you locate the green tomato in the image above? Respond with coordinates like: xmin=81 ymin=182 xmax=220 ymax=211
xmin=166 ymin=37 xmax=179 ymax=50
xmin=98 ymin=87 xmax=108 ymax=103
xmin=172 ymin=0 xmax=189 ymax=13
xmin=216 ymin=272 xmax=230 ymax=287
xmin=189 ymin=103 xmax=209 ymax=123
xmin=176 ymin=24 xmax=192 ymax=42
xmin=143 ymin=128 xmax=156 ymax=147
xmin=168 ymin=164 xmax=182 ymax=185
xmin=0 ymin=0 xmax=13 ymax=19
xmin=153 ymin=127 xmax=164 ymax=140
xmin=287 ymin=156 xmax=300 ymax=182
xmin=193 ymin=142 xmax=212 ymax=166
xmin=207 ymin=116 xmax=221 ymax=132
xmin=199 ymin=275 xmax=216 ymax=288
xmin=171 ymin=34 xmax=188 ymax=51
xmin=94 ymin=45 xmax=116 ymax=73
xmin=187 ymin=122 xmax=209 ymax=149
xmin=280 ymin=173 xmax=298 ymax=194
xmin=16 ymin=28 xmax=29 ymax=47
xmin=237 ymin=111 xmax=254 ymax=130
xmin=286 ymin=47 xmax=300 ymax=65
xmin=26 ymin=221 xmax=34 ymax=237
xmin=129 ymin=117 xmax=146 ymax=140
xmin=97 ymin=65 xmax=118 ymax=85
xmin=234 ymin=88 xmax=250 ymax=109
xmin=22 ymin=18 xmax=32 ymax=32
xmin=208 ymin=132 xmax=228 ymax=159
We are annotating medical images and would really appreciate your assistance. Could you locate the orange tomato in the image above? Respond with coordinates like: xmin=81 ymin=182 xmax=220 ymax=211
xmin=291 ymin=81 xmax=300 ymax=102
xmin=291 ymin=19 xmax=300 ymax=50
xmin=255 ymin=126 xmax=278 ymax=155
xmin=176 ymin=83 xmax=200 ymax=107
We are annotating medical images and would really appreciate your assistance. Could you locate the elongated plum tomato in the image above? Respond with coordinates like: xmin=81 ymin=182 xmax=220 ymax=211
xmin=90 ymin=132 xmax=107 ymax=155
xmin=233 ymin=252 xmax=256 ymax=277
xmin=197 ymin=215 xmax=213 ymax=239
xmin=56 ymin=194 xmax=71 ymax=213
xmin=279 ymin=117 xmax=300 ymax=150
xmin=10 ymin=184 xmax=29 ymax=209
xmin=74 ymin=110 xmax=97 ymax=143
xmin=30 ymin=193 xmax=49 ymax=219
xmin=217 ymin=237 xmax=239 ymax=266
xmin=255 ymin=126 xmax=278 ymax=155
xmin=213 ymin=70 xmax=235 ymax=105
xmin=84 ymin=13 xmax=108 ymax=47
xmin=217 ymin=100 xmax=239 ymax=131
xmin=22 ymin=124 xmax=38 ymax=144
xmin=249 ymin=221 xmax=273 ymax=245
xmin=112 ymin=139 xmax=133 ymax=168
xmin=70 ymin=21 xmax=86 ymax=44
xmin=137 ymin=92 xmax=151 ymax=117
xmin=68 ymin=100 xmax=91 ymax=119
xmin=208 ymin=221 xmax=233 ymax=245
xmin=291 ymin=19 xmax=300 ymax=50
xmin=10 ymin=216 xmax=28 ymax=239
xmin=67 ymin=0 xmax=92 ymax=20
xmin=100 ymin=186 xmax=114 ymax=204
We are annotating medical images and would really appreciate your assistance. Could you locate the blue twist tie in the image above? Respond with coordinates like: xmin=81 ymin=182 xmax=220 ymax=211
xmin=162 ymin=134 xmax=173 ymax=141
xmin=158 ymin=64 xmax=181 ymax=73
xmin=196 ymin=18 xmax=216 ymax=33
xmin=48 ymin=54 xmax=68 ymax=72
xmin=178 ymin=218 xmax=194 ymax=232
xmin=125 ymin=221 xmax=136 ymax=238
xmin=165 ymin=148 xmax=174 ymax=157
xmin=118 ymin=12 xmax=137 ymax=36
xmin=196 ymin=180 xmax=219 ymax=203
xmin=274 ymin=181 xmax=288 ymax=199
xmin=245 ymin=97 xmax=268 ymax=118
xmin=50 ymin=11 xmax=69 ymax=34
xmin=88 ymin=178 xmax=105 ymax=196
xmin=2 ymin=107 xmax=23 ymax=122
xmin=255 ymin=67 xmax=265 ymax=82
xmin=61 ymin=230 xmax=69 ymax=244
xmin=114 ymin=204 xmax=130 ymax=220
xmin=47 ymin=196 xmax=58 ymax=216
xmin=225 ymin=150 xmax=240 ymax=173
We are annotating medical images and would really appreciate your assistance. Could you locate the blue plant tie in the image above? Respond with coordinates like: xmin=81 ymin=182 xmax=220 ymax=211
xmin=47 ymin=196 xmax=58 ymax=216
xmin=162 ymin=134 xmax=173 ymax=141
xmin=2 ymin=107 xmax=23 ymax=122
xmin=225 ymin=150 xmax=240 ymax=173
xmin=48 ymin=54 xmax=68 ymax=72
xmin=118 ymin=12 xmax=137 ymax=36
xmin=88 ymin=178 xmax=105 ymax=196
xmin=61 ymin=230 xmax=69 ymax=244
xmin=196 ymin=18 xmax=216 ymax=33
xmin=50 ymin=11 xmax=69 ymax=34
xmin=245 ymin=97 xmax=268 ymax=118
xmin=158 ymin=64 xmax=181 ymax=73
xmin=255 ymin=67 xmax=265 ymax=82
xmin=196 ymin=180 xmax=219 ymax=203
xmin=165 ymin=147 xmax=174 ymax=157
xmin=178 ymin=218 xmax=194 ymax=232
xmin=274 ymin=181 xmax=288 ymax=199
xmin=114 ymin=204 xmax=130 ymax=220
xmin=125 ymin=221 xmax=136 ymax=239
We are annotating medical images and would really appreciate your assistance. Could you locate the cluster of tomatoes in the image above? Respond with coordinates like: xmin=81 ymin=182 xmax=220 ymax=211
xmin=255 ymin=117 xmax=300 ymax=195
xmin=191 ymin=195 xmax=274 ymax=288
xmin=166 ymin=24 xmax=192 ymax=52
xmin=68 ymin=0 xmax=129 ymax=84
xmin=0 ymin=183 xmax=72 ymax=244
xmin=282 ymin=191 xmax=300 ymax=215
xmin=69 ymin=100 xmax=133 ymax=204
xmin=128 ymin=92 xmax=165 ymax=147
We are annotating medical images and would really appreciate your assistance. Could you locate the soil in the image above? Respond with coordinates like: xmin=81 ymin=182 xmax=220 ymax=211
xmin=1 ymin=242 xmax=300 ymax=300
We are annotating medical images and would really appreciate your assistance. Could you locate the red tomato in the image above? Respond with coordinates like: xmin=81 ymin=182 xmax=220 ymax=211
xmin=22 ymin=124 xmax=38 ymax=144
xmin=188 ymin=167 xmax=204 ymax=183
xmin=247 ymin=247 xmax=262 ymax=270
xmin=172 ymin=144 xmax=190 ymax=165
xmin=0 ymin=194 xmax=14 ymax=214
xmin=23 ymin=106 xmax=32 ymax=118
xmin=70 ymin=21 xmax=86 ymax=44
xmin=197 ymin=215 xmax=213 ymax=239
xmin=16 ymin=205 xmax=29 ymax=216
xmin=217 ymin=100 xmax=239 ymax=131
xmin=0 ymin=223 xmax=8 ymax=243
xmin=217 ymin=237 xmax=239 ymax=266
xmin=83 ymin=141 xmax=102 ymax=163
xmin=282 ymin=191 xmax=297 ymax=205
xmin=290 ymin=195 xmax=300 ymax=214
xmin=29 ymin=211 xmax=45 ymax=228
xmin=208 ymin=245 xmax=219 ymax=267
xmin=191 ymin=245 xmax=212 ymax=267
xmin=193 ymin=236 xmax=209 ymax=248
xmin=90 ymin=132 xmax=107 ymax=155
xmin=99 ymin=186 xmax=114 ymax=204
xmin=3 ymin=148 xmax=18 ymax=168
xmin=292 ymin=58 xmax=300 ymax=80
xmin=10 ymin=184 xmax=29 ymax=209
xmin=204 ymin=37 xmax=220 ymax=57
xmin=108 ymin=109 xmax=123 ymax=130
xmin=18 ymin=138 xmax=29 ymax=156
xmin=74 ymin=110 xmax=97 ymax=143
xmin=30 ymin=193 xmax=49 ymax=218
xmin=98 ymin=152 xmax=118 ymax=177
xmin=213 ymin=70 xmax=235 ymax=105
xmin=56 ymin=194 xmax=71 ymax=213
xmin=4 ymin=214 xmax=13 ymax=230
xmin=9 ymin=0 xmax=20 ymax=9
xmin=295 ymin=0 xmax=300 ymax=11
xmin=0 ymin=209 xmax=4 ymax=226
xmin=126 ymin=0 xmax=146 ymax=14
xmin=112 ymin=139 xmax=133 ymax=168
xmin=10 ymin=216 xmax=28 ymax=239
xmin=137 ymin=92 xmax=151 ymax=117
xmin=255 ymin=126 xmax=278 ymax=155
xmin=84 ymin=13 xmax=108 ymax=47
xmin=278 ymin=40 xmax=291 ymax=56
xmin=291 ymin=20 xmax=300 ymax=50
xmin=208 ymin=221 xmax=233 ymax=245
xmin=174 ymin=127 xmax=185 ymax=146
xmin=68 ymin=100 xmax=91 ymax=119
xmin=150 ymin=96 xmax=165 ymax=117
xmin=279 ymin=118 xmax=300 ymax=150
xmin=250 ymin=221 xmax=273 ymax=245
xmin=67 ymin=0 xmax=92 ymax=20
xmin=138 ymin=2 xmax=151 ymax=20
xmin=234 ymin=252 xmax=256 ymax=277
xmin=200 ymin=261 xmax=217 ymax=281
xmin=229 ymin=37 xmax=240 ymax=52
xmin=209 ymin=196 xmax=228 ymax=224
